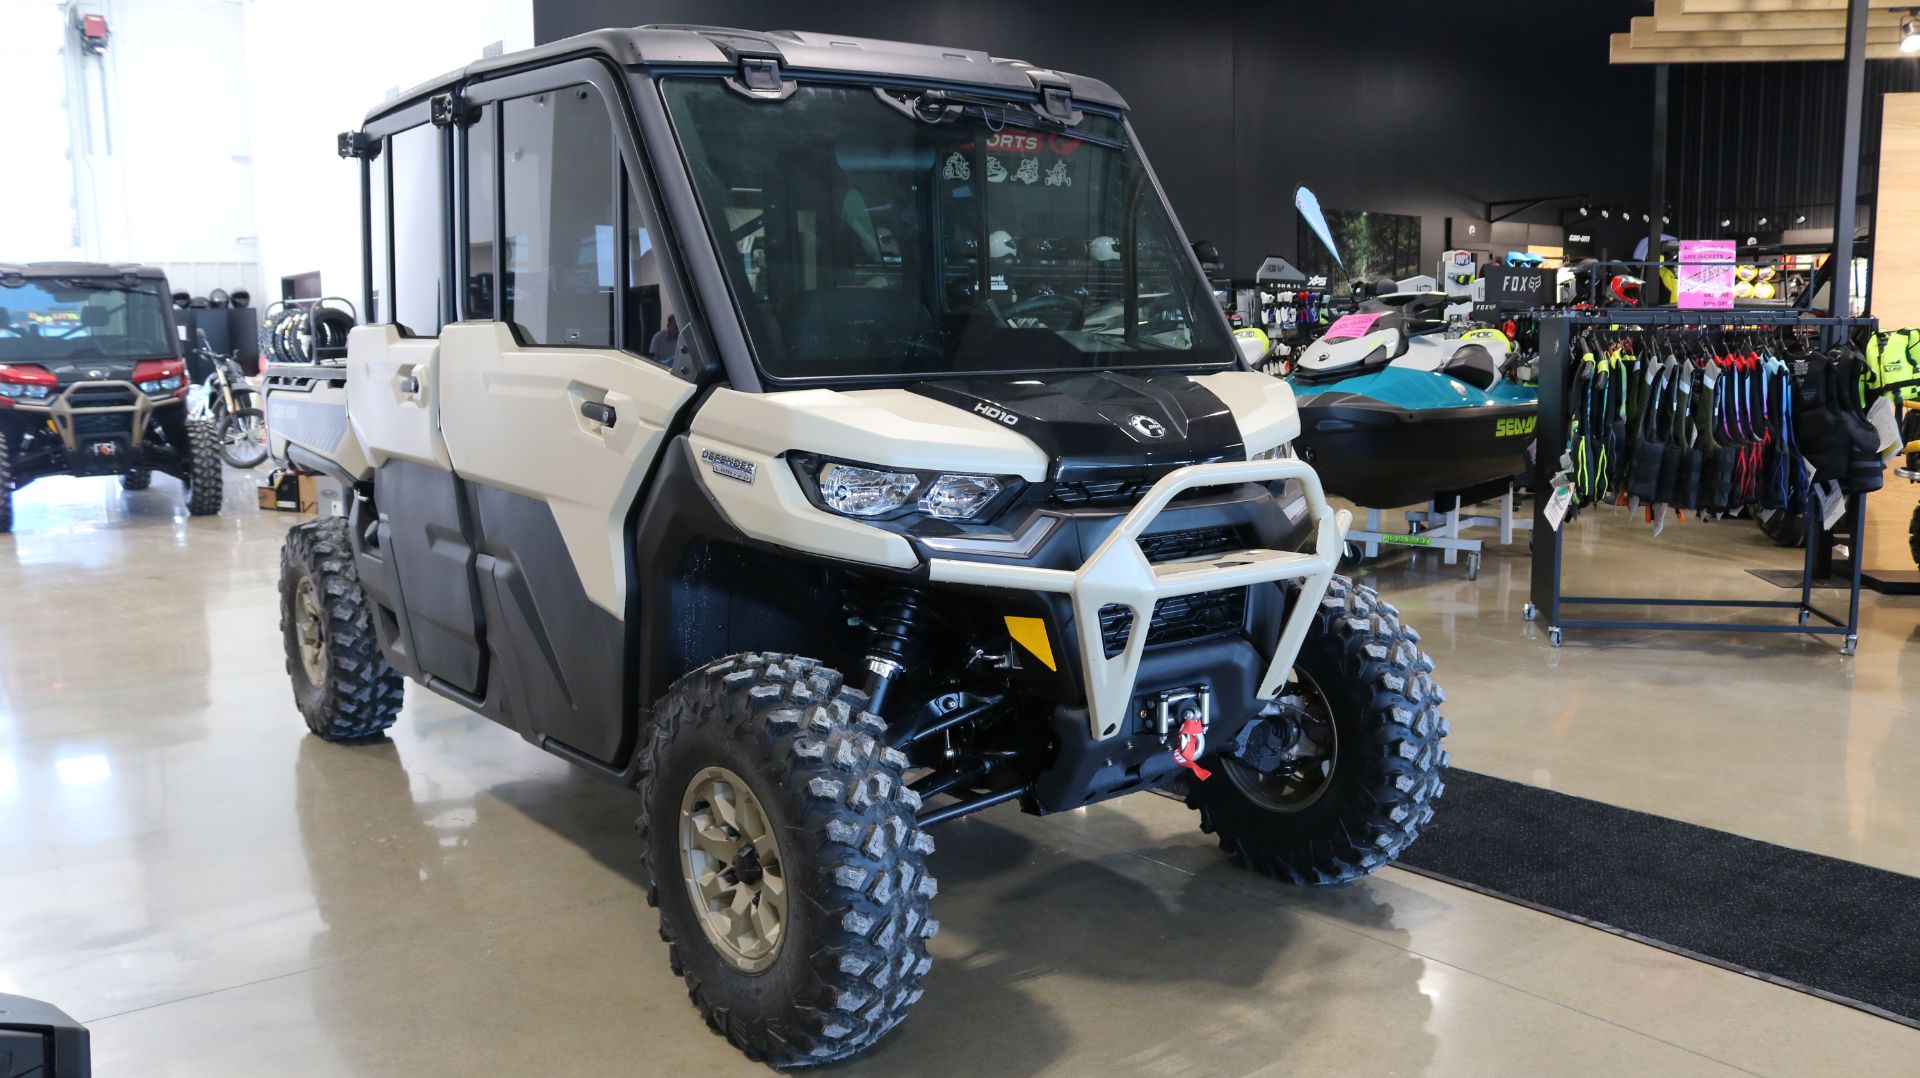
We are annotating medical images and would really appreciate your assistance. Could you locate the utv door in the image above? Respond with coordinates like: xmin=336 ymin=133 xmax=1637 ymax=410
xmin=436 ymin=62 xmax=697 ymax=763
xmin=348 ymin=111 xmax=487 ymax=697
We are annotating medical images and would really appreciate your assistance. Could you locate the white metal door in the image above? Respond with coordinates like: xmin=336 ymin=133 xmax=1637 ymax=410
xmin=435 ymin=321 xmax=696 ymax=617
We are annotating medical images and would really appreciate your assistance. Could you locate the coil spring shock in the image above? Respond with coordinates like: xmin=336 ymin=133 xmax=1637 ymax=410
xmin=861 ymin=585 xmax=927 ymax=717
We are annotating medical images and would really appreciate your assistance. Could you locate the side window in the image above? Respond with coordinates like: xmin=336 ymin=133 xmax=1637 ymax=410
xmin=501 ymin=85 xmax=615 ymax=347
xmin=367 ymin=143 xmax=389 ymax=324
xmin=465 ymin=106 xmax=498 ymax=320
xmin=627 ymin=174 xmax=682 ymax=364
xmin=391 ymin=123 xmax=445 ymax=335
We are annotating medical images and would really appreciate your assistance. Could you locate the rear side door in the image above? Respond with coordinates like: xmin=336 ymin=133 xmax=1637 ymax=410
xmin=348 ymin=106 xmax=488 ymax=697
xmin=436 ymin=61 xmax=698 ymax=763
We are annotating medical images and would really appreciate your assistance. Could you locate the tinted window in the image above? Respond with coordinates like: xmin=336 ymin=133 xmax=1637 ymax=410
xmin=502 ymin=85 xmax=614 ymax=347
xmin=368 ymin=143 xmax=389 ymax=323
xmin=466 ymin=107 xmax=497 ymax=320
xmin=0 ymin=278 xmax=172 ymax=361
xmin=390 ymin=123 xmax=444 ymax=334
xmin=627 ymin=175 xmax=681 ymax=364
xmin=663 ymin=79 xmax=1234 ymax=381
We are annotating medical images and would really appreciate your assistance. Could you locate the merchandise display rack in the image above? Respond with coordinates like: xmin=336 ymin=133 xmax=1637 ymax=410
xmin=1524 ymin=307 xmax=1872 ymax=653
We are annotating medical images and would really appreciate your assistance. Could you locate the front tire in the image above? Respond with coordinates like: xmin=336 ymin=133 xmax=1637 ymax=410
xmin=1186 ymin=576 xmax=1448 ymax=884
xmin=638 ymin=653 xmax=937 ymax=1067
xmin=217 ymin=407 xmax=269 ymax=468
xmin=183 ymin=419 xmax=224 ymax=515
xmin=1909 ymin=502 xmax=1920 ymax=570
xmin=279 ymin=517 xmax=403 ymax=740
xmin=0 ymin=429 xmax=12 ymax=534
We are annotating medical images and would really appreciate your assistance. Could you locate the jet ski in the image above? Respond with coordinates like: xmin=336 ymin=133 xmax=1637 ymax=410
xmin=1287 ymin=292 xmax=1539 ymax=508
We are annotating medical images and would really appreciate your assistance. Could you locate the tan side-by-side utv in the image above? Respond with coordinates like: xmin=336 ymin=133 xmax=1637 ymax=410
xmin=265 ymin=24 xmax=1448 ymax=1068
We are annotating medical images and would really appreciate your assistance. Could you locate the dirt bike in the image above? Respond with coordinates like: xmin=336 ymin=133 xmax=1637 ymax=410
xmin=189 ymin=329 xmax=268 ymax=469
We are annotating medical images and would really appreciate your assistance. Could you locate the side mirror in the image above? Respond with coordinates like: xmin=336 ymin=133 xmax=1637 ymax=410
xmin=669 ymin=322 xmax=723 ymax=383
xmin=1235 ymin=332 xmax=1269 ymax=365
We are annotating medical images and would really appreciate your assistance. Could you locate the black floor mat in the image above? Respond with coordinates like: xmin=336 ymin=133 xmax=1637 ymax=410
xmin=1394 ymin=769 xmax=1920 ymax=1028
xmin=1744 ymin=568 xmax=1851 ymax=589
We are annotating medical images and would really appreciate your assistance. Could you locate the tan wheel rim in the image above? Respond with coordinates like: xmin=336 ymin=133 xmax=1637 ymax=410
xmin=679 ymin=765 xmax=787 ymax=973
xmin=294 ymin=576 xmax=327 ymax=685
xmin=1223 ymin=667 xmax=1339 ymax=814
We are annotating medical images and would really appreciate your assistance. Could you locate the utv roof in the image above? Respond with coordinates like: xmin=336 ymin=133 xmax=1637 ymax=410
xmin=0 ymin=262 xmax=168 ymax=282
xmin=368 ymin=24 xmax=1127 ymax=125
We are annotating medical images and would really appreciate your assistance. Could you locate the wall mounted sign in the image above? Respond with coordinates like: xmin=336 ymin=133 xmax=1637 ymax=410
xmin=1486 ymin=267 xmax=1552 ymax=310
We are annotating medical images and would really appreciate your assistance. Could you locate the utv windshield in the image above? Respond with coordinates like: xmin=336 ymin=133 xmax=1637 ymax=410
xmin=0 ymin=277 xmax=174 ymax=361
xmin=661 ymin=79 xmax=1235 ymax=381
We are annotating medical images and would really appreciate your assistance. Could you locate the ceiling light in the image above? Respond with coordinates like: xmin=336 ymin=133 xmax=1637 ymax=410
xmin=1758 ymin=215 xmax=1769 ymax=226
xmin=1746 ymin=236 xmax=1758 ymax=246
xmin=1662 ymin=215 xmax=1671 ymax=225
xmin=1578 ymin=204 xmax=1590 ymax=217
xmin=1600 ymin=208 xmax=1610 ymax=218
xmin=1642 ymin=213 xmax=1651 ymax=222
xmin=1720 ymin=217 xmax=1732 ymax=228
xmin=1795 ymin=213 xmax=1807 ymax=224
xmin=1903 ymin=11 xmax=1920 ymax=53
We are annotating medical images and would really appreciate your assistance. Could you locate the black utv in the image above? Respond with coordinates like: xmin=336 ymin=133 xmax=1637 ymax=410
xmin=0 ymin=263 xmax=224 ymax=530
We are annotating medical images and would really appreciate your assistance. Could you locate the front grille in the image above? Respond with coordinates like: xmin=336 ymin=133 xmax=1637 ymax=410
xmin=1051 ymin=475 xmax=1230 ymax=509
xmin=1098 ymin=525 xmax=1250 ymax=657
xmin=73 ymin=413 xmax=134 ymax=439
xmin=1136 ymin=527 xmax=1243 ymax=563
xmin=66 ymin=385 xmax=138 ymax=410
xmin=1053 ymin=478 xmax=1157 ymax=508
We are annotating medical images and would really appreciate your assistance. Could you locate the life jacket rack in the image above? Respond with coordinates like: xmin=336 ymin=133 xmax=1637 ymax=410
xmin=1525 ymin=308 xmax=1874 ymax=654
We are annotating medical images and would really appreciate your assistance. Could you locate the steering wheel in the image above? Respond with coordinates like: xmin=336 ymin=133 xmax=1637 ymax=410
xmin=996 ymin=293 xmax=1085 ymax=331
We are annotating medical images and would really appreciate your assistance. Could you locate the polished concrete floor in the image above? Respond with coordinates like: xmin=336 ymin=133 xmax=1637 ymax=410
xmin=3 ymin=471 xmax=1919 ymax=1076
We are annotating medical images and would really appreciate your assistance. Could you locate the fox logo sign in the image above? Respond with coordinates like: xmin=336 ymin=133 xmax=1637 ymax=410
xmin=1494 ymin=416 xmax=1536 ymax=438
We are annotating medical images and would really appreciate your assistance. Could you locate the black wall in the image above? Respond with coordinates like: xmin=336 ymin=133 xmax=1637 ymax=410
xmin=1665 ymin=60 xmax=1920 ymax=241
xmin=535 ymin=1 xmax=1656 ymax=279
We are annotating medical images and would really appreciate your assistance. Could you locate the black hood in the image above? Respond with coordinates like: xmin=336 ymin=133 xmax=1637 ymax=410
xmin=910 ymin=372 xmax=1243 ymax=485
xmin=32 ymin=357 xmax=153 ymax=385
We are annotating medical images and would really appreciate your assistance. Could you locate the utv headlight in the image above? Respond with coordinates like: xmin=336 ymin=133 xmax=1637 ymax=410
xmin=138 ymin=375 xmax=185 ymax=395
xmin=0 ymin=384 xmax=51 ymax=400
xmin=809 ymin=460 xmax=1015 ymax=522
xmin=918 ymin=473 xmax=1003 ymax=520
xmin=818 ymin=463 xmax=921 ymax=518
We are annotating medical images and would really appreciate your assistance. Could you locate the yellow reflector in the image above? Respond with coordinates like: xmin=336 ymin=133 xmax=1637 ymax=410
xmin=1004 ymin=615 xmax=1055 ymax=671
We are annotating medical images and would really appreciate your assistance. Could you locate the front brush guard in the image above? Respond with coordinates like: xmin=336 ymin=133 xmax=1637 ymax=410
xmin=928 ymin=458 xmax=1351 ymax=741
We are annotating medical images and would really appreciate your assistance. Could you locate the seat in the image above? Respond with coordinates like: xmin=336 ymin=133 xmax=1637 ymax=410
xmin=1441 ymin=343 xmax=1500 ymax=390
xmin=778 ymin=288 xmax=937 ymax=367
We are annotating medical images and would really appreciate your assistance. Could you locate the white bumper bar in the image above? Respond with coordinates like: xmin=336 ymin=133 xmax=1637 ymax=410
xmin=927 ymin=458 xmax=1351 ymax=741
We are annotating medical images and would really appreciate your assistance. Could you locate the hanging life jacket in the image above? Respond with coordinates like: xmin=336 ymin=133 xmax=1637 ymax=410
xmin=1626 ymin=355 xmax=1671 ymax=505
xmin=1865 ymin=329 xmax=1920 ymax=404
xmin=1835 ymin=345 xmax=1888 ymax=494
xmin=1677 ymin=361 xmax=1706 ymax=512
xmin=1656 ymin=356 xmax=1688 ymax=507
xmin=1699 ymin=357 xmax=1737 ymax=512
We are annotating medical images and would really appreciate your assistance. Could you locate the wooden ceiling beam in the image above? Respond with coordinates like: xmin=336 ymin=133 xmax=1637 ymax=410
xmin=1611 ymin=32 xmax=1910 ymax=62
xmin=1631 ymin=16 xmax=1902 ymax=46
xmin=1680 ymin=0 xmax=1850 ymax=13
xmin=1653 ymin=0 xmax=1901 ymax=32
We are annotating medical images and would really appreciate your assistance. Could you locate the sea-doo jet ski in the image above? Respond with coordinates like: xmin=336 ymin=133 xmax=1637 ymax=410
xmin=1288 ymin=291 xmax=1538 ymax=507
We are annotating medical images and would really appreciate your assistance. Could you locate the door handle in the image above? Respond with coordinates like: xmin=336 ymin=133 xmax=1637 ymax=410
xmin=398 ymin=374 xmax=420 ymax=395
xmin=580 ymin=401 xmax=616 ymax=427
